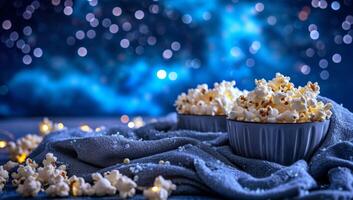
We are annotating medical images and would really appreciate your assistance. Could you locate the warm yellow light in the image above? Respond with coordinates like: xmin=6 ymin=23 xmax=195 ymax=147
xmin=16 ymin=153 xmax=27 ymax=163
xmin=133 ymin=117 xmax=145 ymax=128
xmin=56 ymin=123 xmax=65 ymax=129
xmin=39 ymin=118 xmax=53 ymax=135
xmin=151 ymin=186 xmax=160 ymax=192
xmin=0 ymin=141 xmax=7 ymax=148
xmin=80 ymin=125 xmax=92 ymax=132
xmin=40 ymin=124 xmax=49 ymax=132
xmin=71 ymin=181 xmax=79 ymax=196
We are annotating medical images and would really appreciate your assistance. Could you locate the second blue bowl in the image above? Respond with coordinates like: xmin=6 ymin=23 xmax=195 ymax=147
xmin=177 ymin=114 xmax=227 ymax=132
xmin=227 ymin=119 xmax=330 ymax=165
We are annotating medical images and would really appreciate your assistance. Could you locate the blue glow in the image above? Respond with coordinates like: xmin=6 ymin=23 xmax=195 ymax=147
xmin=0 ymin=0 xmax=352 ymax=116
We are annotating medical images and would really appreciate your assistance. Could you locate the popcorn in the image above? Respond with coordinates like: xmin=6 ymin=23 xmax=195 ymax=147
xmin=68 ymin=175 xmax=95 ymax=196
xmin=16 ymin=176 xmax=41 ymax=197
xmin=0 ymin=166 xmax=9 ymax=191
xmin=37 ymin=153 xmax=67 ymax=185
xmin=175 ymin=81 xmax=243 ymax=116
xmin=37 ymin=164 xmax=57 ymax=185
xmin=143 ymin=186 xmax=169 ymax=200
xmin=42 ymin=153 xmax=57 ymax=167
xmin=104 ymin=170 xmax=122 ymax=186
xmin=3 ymin=160 xmax=18 ymax=171
xmin=115 ymin=175 xmax=137 ymax=198
xmin=123 ymin=158 xmax=130 ymax=164
xmin=143 ymin=176 xmax=176 ymax=200
xmin=45 ymin=175 xmax=70 ymax=197
xmin=104 ymin=170 xmax=137 ymax=198
xmin=228 ymin=73 xmax=332 ymax=123
xmin=91 ymin=173 xmax=116 ymax=196
xmin=11 ymin=164 xmax=38 ymax=185
xmin=154 ymin=176 xmax=176 ymax=194
xmin=7 ymin=134 xmax=43 ymax=162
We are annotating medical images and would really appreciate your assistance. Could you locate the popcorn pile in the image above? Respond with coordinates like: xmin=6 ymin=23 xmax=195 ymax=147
xmin=7 ymin=134 xmax=43 ymax=163
xmin=0 ymin=152 xmax=176 ymax=199
xmin=228 ymin=73 xmax=332 ymax=123
xmin=7 ymin=118 xmax=66 ymax=163
xmin=175 ymin=81 xmax=243 ymax=116
xmin=7 ymin=153 xmax=141 ymax=198
xmin=0 ymin=166 xmax=9 ymax=191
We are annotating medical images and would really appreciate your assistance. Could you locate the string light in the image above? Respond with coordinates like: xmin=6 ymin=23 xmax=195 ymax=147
xmin=16 ymin=153 xmax=27 ymax=163
xmin=80 ymin=125 xmax=92 ymax=132
xmin=39 ymin=118 xmax=53 ymax=135
xmin=0 ymin=141 xmax=7 ymax=148
xmin=132 ymin=117 xmax=144 ymax=128
xmin=151 ymin=186 xmax=160 ymax=192
xmin=56 ymin=123 xmax=65 ymax=130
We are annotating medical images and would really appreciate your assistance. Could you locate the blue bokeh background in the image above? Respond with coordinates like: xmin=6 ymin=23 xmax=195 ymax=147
xmin=0 ymin=0 xmax=352 ymax=117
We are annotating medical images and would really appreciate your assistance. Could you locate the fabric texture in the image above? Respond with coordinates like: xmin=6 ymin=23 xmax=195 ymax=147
xmin=4 ymin=97 xmax=353 ymax=199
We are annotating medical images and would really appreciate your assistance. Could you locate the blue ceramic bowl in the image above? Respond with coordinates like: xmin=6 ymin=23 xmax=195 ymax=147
xmin=177 ymin=114 xmax=227 ymax=132
xmin=227 ymin=119 xmax=330 ymax=165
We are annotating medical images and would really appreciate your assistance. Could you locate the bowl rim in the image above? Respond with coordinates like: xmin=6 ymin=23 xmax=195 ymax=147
xmin=226 ymin=118 xmax=330 ymax=125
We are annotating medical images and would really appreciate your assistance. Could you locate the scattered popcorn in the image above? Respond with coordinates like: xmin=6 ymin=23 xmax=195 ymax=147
xmin=11 ymin=164 xmax=38 ymax=186
xmin=45 ymin=175 xmax=70 ymax=197
xmin=123 ymin=158 xmax=130 ymax=164
xmin=37 ymin=153 xmax=67 ymax=185
xmin=104 ymin=170 xmax=122 ymax=186
xmin=104 ymin=170 xmax=137 ymax=198
xmin=175 ymin=81 xmax=244 ymax=116
xmin=68 ymin=175 xmax=95 ymax=196
xmin=115 ymin=175 xmax=137 ymax=198
xmin=16 ymin=176 xmax=41 ymax=197
xmin=228 ymin=73 xmax=332 ymax=123
xmin=42 ymin=153 xmax=57 ymax=167
xmin=3 ymin=160 xmax=18 ymax=171
xmin=25 ymin=158 xmax=38 ymax=169
xmin=144 ymin=186 xmax=169 ymax=200
xmin=91 ymin=173 xmax=116 ymax=196
xmin=154 ymin=176 xmax=176 ymax=194
xmin=37 ymin=164 xmax=57 ymax=185
xmin=0 ymin=166 xmax=9 ymax=191
xmin=143 ymin=176 xmax=176 ymax=200
xmin=7 ymin=134 xmax=43 ymax=162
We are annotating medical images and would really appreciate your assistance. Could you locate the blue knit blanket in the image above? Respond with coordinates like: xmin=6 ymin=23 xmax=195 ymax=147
xmin=13 ymin=97 xmax=353 ymax=199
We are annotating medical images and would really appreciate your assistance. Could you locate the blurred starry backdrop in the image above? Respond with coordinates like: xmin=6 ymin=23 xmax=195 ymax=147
xmin=0 ymin=0 xmax=352 ymax=117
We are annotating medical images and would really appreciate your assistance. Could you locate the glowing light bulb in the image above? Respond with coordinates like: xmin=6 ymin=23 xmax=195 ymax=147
xmin=39 ymin=118 xmax=53 ymax=135
xmin=16 ymin=153 xmax=27 ymax=163
xmin=0 ymin=141 xmax=7 ymax=148
xmin=56 ymin=123 xmax=65 ymax=130
xmin=151 ymin=186 xmax=160 ymax=192
xmin=80 ymin=125 xmax=92 ymax=132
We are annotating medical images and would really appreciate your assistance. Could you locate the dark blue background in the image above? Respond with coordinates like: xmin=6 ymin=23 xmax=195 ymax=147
xmin=0 ymin=0 xmax=352 ymax=117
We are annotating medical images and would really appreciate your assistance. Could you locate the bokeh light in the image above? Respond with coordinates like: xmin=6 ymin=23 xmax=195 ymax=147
xmin=0 ymin=0 xmax=352 ymax=117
